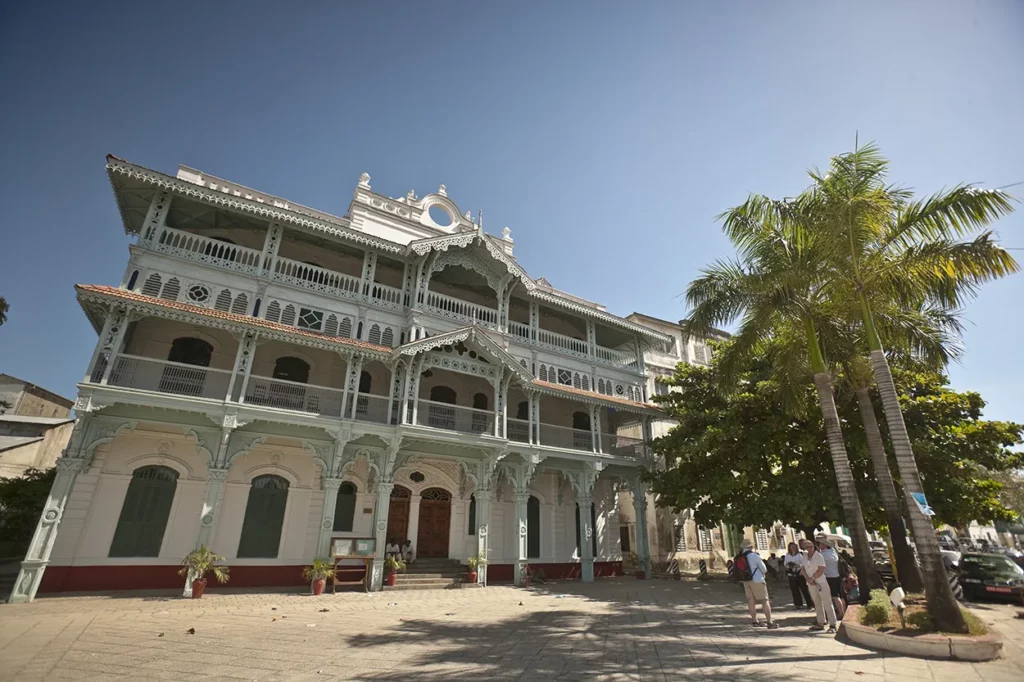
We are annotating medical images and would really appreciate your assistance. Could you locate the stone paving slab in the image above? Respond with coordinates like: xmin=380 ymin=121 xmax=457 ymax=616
xmin=1 ymin=579 xmax=1022 ymax=681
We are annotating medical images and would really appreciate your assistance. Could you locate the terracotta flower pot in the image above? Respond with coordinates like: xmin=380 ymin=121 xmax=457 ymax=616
xmin=191 ymin=578 xmax=207 ymax=599
xmin=385 ymin=572 xmax=397 ymax=586
xmin=312 ymin=579 xmax=326 ymax=596
xmin=467 ymin=570 xmax=478 ymax=584
xmin=635 ymin=570 xmax=646 ymax=579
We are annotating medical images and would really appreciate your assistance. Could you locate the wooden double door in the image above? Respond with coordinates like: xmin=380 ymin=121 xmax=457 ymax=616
xmin=386 ymin=486 xmax=452 ymax=558
xmin=416 ymin=488 xmax=452 ymax=558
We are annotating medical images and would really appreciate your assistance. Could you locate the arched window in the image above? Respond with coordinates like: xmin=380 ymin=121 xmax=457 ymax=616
xmin=160 ymin=277 xmax=180 ymax=301
xmin=572 ymin=411 xmax=592 ymax=450
xmin=333 ymin=482 xmax=357 ymax=532
xmin=538 ymin=365 xmax=548 ymax=382
xmin=516 ymin=401 xmax=529 ymax=420
xmin=237 ymin=475 xmax=289 ymax=558
xmin=467 ymin=494 xmax=476 ymax=535
xmin=430 ymin=386 xmax=456 ymax=404
xmin=127 ymin=270 xmax=139 ymax=290
xmin=215 ymin=289 xmax=233 ymax=312
xmin=231 ymin=293 xmax=248 ymax=315
xmin=338 ymin=317 xmax=353 ymax=338
xmin=381 ymin=327 xmax=394 ymax=347
xmin=359 ymin=371 xmax=372 ymax=393
xmin=265 ymin=301 xmax=282 ymax=323
xmin=167 ymin=337 xmax=212 ymax=367
xmin=109 ymin=466 xmax=179 ymax=557
xmin=527 ymin=495 xmax=540 ymax=558
xmin=324 ymin=314 xmax=339 ymax=337
xmin=471 ymin=392 xmax=489 ymax=432
xmin=281 ymin=304 xmax=296 ymax=326
xmin=582 ymin=375 xmax=590 ymax=391
xmin=141 ymin=273 xmax=162 ymax=297
xmin=273 ymin=357 xmax=309 ymax=384
xmin=368 ymin=324 xmax=382 ymax=345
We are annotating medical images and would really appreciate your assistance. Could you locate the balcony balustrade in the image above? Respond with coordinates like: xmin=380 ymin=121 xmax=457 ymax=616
xmin=600 ymin=432 xmax=646 ymax=458
xmin=106 ymin=354 xmax=232 ymax=400
xmin=425 ymin=290 xmax=501 ymax=329
xmin=539 ymin=423 xmax=595 ymax=452
xmin=415 ymin=399 xmax=495 ymax=435
xmin=369 ymin=282 xmax=404 ymax=309
xmin=244 ymin=375 xmax=345 ymax=416
xmin=151 ymin=226 xmax=263 ymax=275
xmin=507 ymin=417 xmax=530 ymax=443
xmin=272 ymin=256 xmax=363 ymax=301
xmin=354 ymin=392 xmax=391 ymax=424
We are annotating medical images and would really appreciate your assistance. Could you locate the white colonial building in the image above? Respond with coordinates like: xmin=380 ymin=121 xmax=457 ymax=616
xmin=10 ymin=157 xmax=674 ymax=602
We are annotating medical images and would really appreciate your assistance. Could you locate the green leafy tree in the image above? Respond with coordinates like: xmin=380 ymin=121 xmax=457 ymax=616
xmin=685 ymin=195 xmax=880 ymax=590
xmin=0 ymin=295 xmax=8 ymax=326
xmin=805 ymin=143 xmax=1017 ymax=630
xmin=0 ymin=468 xmax=56 ymax=557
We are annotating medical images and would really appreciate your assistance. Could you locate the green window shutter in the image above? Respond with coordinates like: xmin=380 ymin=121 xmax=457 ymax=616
xmin=237 ymin=475 xmax=289 ymax=558
xmin=467 ymin=495 xmax=476 ymax=535
xmin=109 ymin=466 xmax=179 ymax=558
xmin=333 ymin=482 xmax=357 ymax=532
xmin=527 ymin=496 xmax=540 ymax=559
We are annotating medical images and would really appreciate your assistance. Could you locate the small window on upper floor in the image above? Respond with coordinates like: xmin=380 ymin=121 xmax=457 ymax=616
xmin=654 ymin=382 xmax=670 ymax=397
xmin=297 ymin=307 xmax=324 ymax=331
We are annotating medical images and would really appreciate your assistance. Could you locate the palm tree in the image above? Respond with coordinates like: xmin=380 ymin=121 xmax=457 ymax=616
xmin=0 ymin=295 xmax=8 ymax=326
xmin=685 ymin=195 xmax=881 ymax=592
xmin=805 ymin=143 xmax=1018 ymax=631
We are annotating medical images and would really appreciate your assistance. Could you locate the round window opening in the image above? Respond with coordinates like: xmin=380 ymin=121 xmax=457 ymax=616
xmin=409 ymin=471 xmax=426 ymax=483
xmin=428 ymin=204 xmax=453 ymax=227
xmin=187 ymin=284 xmax=211 ymax=303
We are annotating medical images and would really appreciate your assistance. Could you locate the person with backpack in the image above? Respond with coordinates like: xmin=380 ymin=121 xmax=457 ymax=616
xmin=735 ymin=538 xmax=779 ymax=629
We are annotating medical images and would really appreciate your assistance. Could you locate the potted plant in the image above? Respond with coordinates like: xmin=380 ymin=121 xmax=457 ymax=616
xmin=466 ymin=555 xmax=487 ymax=584
xmin=383 ymin=555 xmax=405 ymax=586
xmin=302 ymin=558 xmax=336 ymax=596
xmin=624 ymin=551 xmax=645 ymax=579
xmin=179 ymin=545 xmax=230 ymax=599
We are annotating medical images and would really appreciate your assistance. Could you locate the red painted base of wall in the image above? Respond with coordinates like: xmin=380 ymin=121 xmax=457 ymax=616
xmin=487 ymin=561 xmax=623 ymax=583
xmin=38 ymin=562 xmax=618 ymax=593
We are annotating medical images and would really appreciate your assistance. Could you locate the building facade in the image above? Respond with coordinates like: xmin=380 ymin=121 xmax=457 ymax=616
xmin=10 ymin=157 xmax=673 ymax=602
xmin=0 ymin=375 xmax=75 ymax=479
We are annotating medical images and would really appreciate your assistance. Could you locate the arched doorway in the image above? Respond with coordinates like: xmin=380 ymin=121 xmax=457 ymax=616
xmin=427 ymin=385 xmax=457 ymax=429
xmin=416 ymin=487 xmax=452 ymax=558
xmin=160 ymin=337 xmax=213 ymax=396
xmin=572 ymin=411 xmax=593 ymax=450
xmin=386 ymin=485 xmax=411 ymax=545
xmin=269 ymin=356 xmax=310 ymax=411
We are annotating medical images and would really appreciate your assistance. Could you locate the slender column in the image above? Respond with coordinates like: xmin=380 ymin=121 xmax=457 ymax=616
xmin=409 ymin=357 xmax=424 ymax=426
xmin=529 ymin=301 xmax=539 ymax=342
xmin=9 ymin=417 xmax=94 ymax=603
xmin=492 ymin=370 xmax=503 ymax=437
xmin=532 ymin=394 xmax=541 ymax=445
xmin=369 ymin=479 xmax=395 ymax=591
xmin=500 ymin=375 xmax=511 ymax=440
xmin=474 ymin=489 xmax=492 ymax=585
xmin=593 ymin=406 xmax=604 ymax=454
xmin=361 ymin=251 xmax=377 ymax=300
xmin=341 ymin=355 xmax=363 ymax=420
xmin=589 ymin=405 xmax=599 ymax=453
xmin=139 ymin=191 xmax=170 ymax=246
xmin=634 ymin=335 xmax=646 ymax=376
xmin=400 ymin=360 xmax=413 ymax=425
xmin=387 ymin=363 xmax=404 ymax=426
xmin=182 ymin=463 xmax=230 ymax=597
xmin=236 ymin=339 xmax=259 ymax=405
xmin=586 ymin=320 xmax=596 ymax=360
xmin=225 ymin=333 xmax=257 ymax=402
xmin=84 ymin=309 xmax=117 ymax=383
xmin=513 ymin=490 xmax=530 ymax=586
xmin=260 ymin=223 xmax=283 ymax=276
xmin=98 ymin=308 xmax=130 ymax=385
xmin=407 ymin=495 xmax=421 ymax=555
xmin=319 ymin=477 xmax=343 ymax=557
xmin=633 ymin=474 xmax=652 ymax=578
xmin=579 ymin=488 xmax=595 ymax=582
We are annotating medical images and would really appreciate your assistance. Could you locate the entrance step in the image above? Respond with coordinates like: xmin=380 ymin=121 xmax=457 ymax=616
xmin=384 ymin=581 xmax=482 ymax=591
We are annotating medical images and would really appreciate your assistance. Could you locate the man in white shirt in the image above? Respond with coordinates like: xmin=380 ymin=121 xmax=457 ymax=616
xmin=737 ymin=539 xmax=779 ymax=629
xmin=802 ymin=540 xmax=837 ymax=632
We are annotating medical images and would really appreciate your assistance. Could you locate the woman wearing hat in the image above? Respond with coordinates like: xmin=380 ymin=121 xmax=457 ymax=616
xmin=816 ymin=536 xmax=846 ymax=619
xmin=802 ymin=540 xmax=838 ymax=632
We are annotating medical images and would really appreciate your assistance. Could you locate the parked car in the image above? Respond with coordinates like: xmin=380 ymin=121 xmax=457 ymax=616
xmin=958 ymin=552 xmax=1024 ymax=603
xmin=986 ymin=546 xmax=1024 ymax=569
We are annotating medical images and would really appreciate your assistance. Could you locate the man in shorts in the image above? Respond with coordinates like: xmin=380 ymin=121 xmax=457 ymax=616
xmin=738 ymin=538 xmax=779 ymax=629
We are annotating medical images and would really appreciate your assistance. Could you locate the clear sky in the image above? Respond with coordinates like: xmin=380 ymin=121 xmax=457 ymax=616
xmin=0 ymin=1 xmax=1021 ymax=421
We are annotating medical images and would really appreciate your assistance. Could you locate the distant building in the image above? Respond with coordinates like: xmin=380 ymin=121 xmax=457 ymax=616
xmin=0 ymin=375 xmax=75 ymax=478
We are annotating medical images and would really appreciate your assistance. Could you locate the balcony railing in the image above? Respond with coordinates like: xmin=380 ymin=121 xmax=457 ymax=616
xmin=538 ymin=328 xmax=588 ymax=356
xmin=538 ymin=423 xmax=594 ymax=452
xmin=415 ymin=399 xmax=495 ymax=435
xmin=509 ymin=321 xmax=532 ymax=340
xmin=150 ymin=226 xmax=263 ymax=275
xmin=272 ymin=256 xmax=362 ymax=301
xmin=601 ymin=432 xmax=646 ymax=458
xmin=425 ymin=291 xmax=500 ymax=329
xmin=370 ymin=282 xmax=404 ymax=310
xmin=354 ymin=392 xmax=390 ymax=424
xmin=507 ymin=418 xmax=530 ymax=443
xmin=106 ymin=354 xmax=232 ymax=400
xmin=594 ymin=345 xmax=639 ymax=367
xmin=244 ymin=375 xmax=344 ymax=416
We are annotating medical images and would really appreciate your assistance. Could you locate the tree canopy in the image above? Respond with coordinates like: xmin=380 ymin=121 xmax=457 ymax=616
xmin=647 ymin=343 xmax=1023 ymax=534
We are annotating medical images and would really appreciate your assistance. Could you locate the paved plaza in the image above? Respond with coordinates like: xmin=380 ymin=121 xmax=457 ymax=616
xmin=1 ymin=578 xmax=1022 ymax=681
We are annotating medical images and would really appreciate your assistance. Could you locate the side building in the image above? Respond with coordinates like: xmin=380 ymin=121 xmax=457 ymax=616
xmin=0 ymin=374 xmax=75 ymax=479
xmin=10 ymin=158 xmax=673 ymax=602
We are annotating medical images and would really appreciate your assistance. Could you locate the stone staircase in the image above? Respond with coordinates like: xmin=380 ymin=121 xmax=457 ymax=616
xmin=384 ymin=558 xmax=480 ymax=591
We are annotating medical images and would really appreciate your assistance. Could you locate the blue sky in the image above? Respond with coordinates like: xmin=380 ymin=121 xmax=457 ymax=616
xmin=0 ymin=1 xmax=1021 ymax=421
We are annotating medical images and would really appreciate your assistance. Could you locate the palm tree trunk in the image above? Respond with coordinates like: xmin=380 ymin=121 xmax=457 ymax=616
xmin=855 ymin=387 xmax=923 ymax=593
xmin=859 ymin=296 xmax=967 ymax=632
xmin=805 ymin=319 xmax=881 ymax=596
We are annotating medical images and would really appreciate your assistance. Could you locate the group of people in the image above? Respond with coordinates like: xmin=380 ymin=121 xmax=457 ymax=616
xmin=384 ymin=538 xmax=414 ymax=563
xmin=734 ymin=535 xmax=859 ymax=633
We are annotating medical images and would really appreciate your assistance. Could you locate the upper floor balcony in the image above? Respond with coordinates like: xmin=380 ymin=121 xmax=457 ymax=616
xmin=79 ymin=304 xmax=653 ymax=461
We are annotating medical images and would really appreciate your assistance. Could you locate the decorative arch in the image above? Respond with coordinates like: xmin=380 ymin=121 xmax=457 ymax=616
xmin=429 ymin=248 xmax=503 ymax=294
xmin=393 ymin=461 xmax=460 ymax=498
xmin=238 ymin=462 xmax=302 ymax=487
xmin=118 ymin=453 xmax=197 ymax=480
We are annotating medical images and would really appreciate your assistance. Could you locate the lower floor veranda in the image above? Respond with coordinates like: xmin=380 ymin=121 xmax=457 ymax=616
xmin=9 ymin=412 xmax=654 ymax=602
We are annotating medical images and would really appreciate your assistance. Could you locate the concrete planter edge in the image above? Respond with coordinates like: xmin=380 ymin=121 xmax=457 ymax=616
xmin=838 ymin=604 xmax=1003 ymax=662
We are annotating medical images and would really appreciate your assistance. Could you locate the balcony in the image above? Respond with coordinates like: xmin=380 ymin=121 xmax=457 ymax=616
xmin=244 ymin=375 xmax=345 ymax=416
xmin=151 ymin=226 xmax=263 ymax=275
xmin=509 ymin=321 xmax=637 ymax=368
xmin=425 ymin=291 xmax=500 ymax=330
xmin=601 ymin=432 xmax=646 ymax=458
xmin=415 ymin=399 xmax=495 ymax=435
xmin=107 ymin=355 xmax=232 ymax=400
xmin=272 ymin=257 xmax=362 ymax=301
